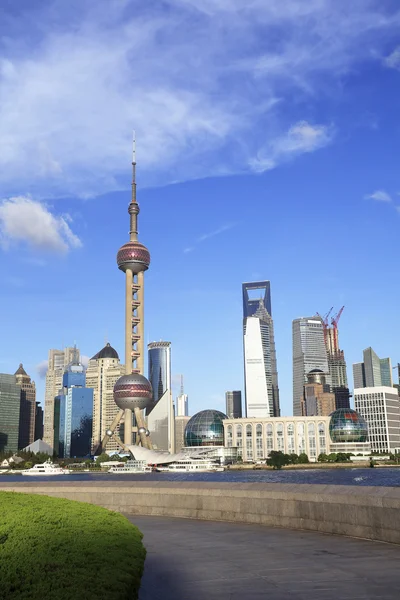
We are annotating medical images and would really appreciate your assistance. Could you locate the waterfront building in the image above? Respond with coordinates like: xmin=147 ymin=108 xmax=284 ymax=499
xmin=54 ymin=351 xmax=93 ymax=458
xmin=223 ymin=416 xmax=330 ymax=463
xmin=328 ymin=408 xmax=370 ymax=456
xmin=43 ymin=346 xmax=77 ymax=449
xmin=100 ymin=139 xmax=154 ymax=452
xmin=353 ymin=348 xmax=393 ymax=389
xmin=293 ymin=316 xmax=330 ymax=416
xmin=225 ymin=391 xmax=242 ymax=419
xmin=303 ymin=370 xmax=336 ymax=416
xmin=243 ymin=281 xmax=280 ymax=418
xmin=354 ymin=387 xmax=400 ymax=453
xmin=85 ymin=343 xmax=125 ymax=454
xmin=15 ymin=364 xmax=36 ymax=449
xmin=176 ymin=376 xmax=189 ymax=417
xmin=34 ymin=402 xmax=43 ymax=440
xmin=185 ymin=410 xmax=227 ymax=447
xmin=148 ymin=341 xmax=171 ymax=405
xmin=146 ymin=389 xmax=175 ymax=452
xmin=0 ymin=373 xmax=21 ymax=453
xmin=174 ymin=415 xmax=191 ymax=453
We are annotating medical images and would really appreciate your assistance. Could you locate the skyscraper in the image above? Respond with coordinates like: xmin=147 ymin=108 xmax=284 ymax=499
xmin=148 ymin=342 xmax=171 ymax=405
xmin=54 ymin=350 xmax=93 ymax=458
xmin=292 ymin=316 xmax=330 ymax=416
xmin=225 ymin=391 xmax=242 ymax=419
xmin=355 ymin=387 xmax=400 ymax=453
xmin=320 ymin=307 xmax=350 ymax=410
xmin=352 ymin=348 xmax=393 ymax=389
xmin=15 ymin=364 xmax=36 ymax=449
xmin=100 ymin=138 xmax=153 ymax=451
xmin=34 ymin=402 xmax=44 ymax=441
xmin=43 ymin=346 xmax=78 ymax=449
xmin=147 ymin=341 xmax=174 ymax=452
xmin=176 ymin=376 xmax=189 ymax=417
xmin=86 ymin=343 xmax=125 ymax=454
xmin=243 ymin=281 xmax=280 ymax=418
xmin=0 ymin=373 xmax=21 ymax=453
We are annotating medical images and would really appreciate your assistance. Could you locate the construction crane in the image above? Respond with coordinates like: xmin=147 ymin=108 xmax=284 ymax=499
xmin=331 ymin=306 xmax=344 ymax=330
xmin=392 ymin=363 xmax=400 ymax=384
xmin=316 ymin=307 xmax=333 ymax=344
xmin=329 ymin=306 xmax=344 ymax=354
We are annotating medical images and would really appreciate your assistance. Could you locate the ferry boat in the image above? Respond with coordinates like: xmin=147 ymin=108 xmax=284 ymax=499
xmin=156 ymin=459 xmax=224 ymax=473
xmin=21 ymin=459 xmax=71 ymax=476
xmin=109 ymin=460 xmax=153 ymax=474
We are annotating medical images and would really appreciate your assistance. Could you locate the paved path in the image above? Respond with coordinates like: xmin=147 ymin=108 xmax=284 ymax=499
xmin=129 ymin=515 xmax=400 ymax=600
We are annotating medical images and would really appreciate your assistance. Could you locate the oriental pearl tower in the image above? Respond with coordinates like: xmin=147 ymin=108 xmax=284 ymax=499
xmin=101 ymin=137 xmax=153 ymax=451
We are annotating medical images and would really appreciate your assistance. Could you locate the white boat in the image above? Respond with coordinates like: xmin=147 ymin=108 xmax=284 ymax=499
xmin=109 ymin=460 xmax=153 ymax=474
xmin=156 ymin=458 xmax=225 ymax=473
xmin=21 ymin=459 xmax=71 ymax=476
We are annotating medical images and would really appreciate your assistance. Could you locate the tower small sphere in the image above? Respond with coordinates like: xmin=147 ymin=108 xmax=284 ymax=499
xmin=113 ymin=373 xmax=152 ymax=411
xmin=117 ymin=241 xmax=150 ymax=274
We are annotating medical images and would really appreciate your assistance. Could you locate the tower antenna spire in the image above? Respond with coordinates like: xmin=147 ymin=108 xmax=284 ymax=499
xmin=180 ymin=375 xmax=184 ymax=395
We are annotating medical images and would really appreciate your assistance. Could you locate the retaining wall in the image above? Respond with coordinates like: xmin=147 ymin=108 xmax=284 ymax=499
xmin=1 ymin=481 xmax=400 ymax=544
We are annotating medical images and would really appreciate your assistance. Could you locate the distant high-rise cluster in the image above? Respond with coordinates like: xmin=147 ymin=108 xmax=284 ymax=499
xmin=353 ymin=347 xmax=393 ymax=389
xmin=243 ymin=281 xmax=280 ymax=418
xmin=0 ymin=365 xmax=39 ymax=454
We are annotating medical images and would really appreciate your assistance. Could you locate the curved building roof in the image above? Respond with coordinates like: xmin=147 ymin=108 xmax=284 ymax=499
xmin=91 ymin=342 xmax=119 ymax=361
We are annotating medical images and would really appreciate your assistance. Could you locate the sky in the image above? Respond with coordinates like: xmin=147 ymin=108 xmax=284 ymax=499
xmin=0 ymin=0 xmax=399 ymax=417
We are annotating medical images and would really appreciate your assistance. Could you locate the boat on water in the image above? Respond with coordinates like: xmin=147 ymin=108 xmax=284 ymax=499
xmin=21 ymin=459 xmax=71 ymax=476
xmin=156 ymin=459 xmax=224 ymax=473
xmin=108 ymin=460 xmax=153 ymax=474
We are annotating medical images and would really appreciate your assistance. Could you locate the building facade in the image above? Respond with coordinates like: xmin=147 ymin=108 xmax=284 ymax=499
xmin=15 ymin=364 xmax=36 ymax=449
xmin=353 ymin=348 xmax=393 ymax=389
xmin=293 ymin=317 xmax=330 ymax=416
xmin=0 ymin=373 xmax=21 ymax=453
xmin=354 ymin=387 xmax=400 ymax=453
xmin=174 ymin=416 xmax=191 ymax=453
xmin=148 ymin=342 xmax=171 ymax=405
xmin=43 ymin=347 xmax=77 ymax=449
xmin=176 ymin=375 xmax=188 ymax=417
xmin=34 ymin=402 xmax=44 ymax=441
xmin=225 ymin=391 xmax=242 ymax=419
xmin=223 ymin=416 xmax=330 ymax=463
xmin=85 ymin=343 xmax=125 ymax=454
xmin=243 ymin=281 xmax=280 ymax=418
xmin=54 ymin=354 xmax=93 ymax=458
xmin=303 ymin=370 xmax=336 ymax=416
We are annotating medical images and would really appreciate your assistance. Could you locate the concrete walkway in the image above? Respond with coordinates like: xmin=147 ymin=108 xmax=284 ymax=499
xmin=130 ymin=515 xmax=400 ymax=600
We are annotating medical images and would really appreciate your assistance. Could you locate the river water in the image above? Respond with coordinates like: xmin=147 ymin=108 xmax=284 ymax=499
xmin=0 ymin=468 xmax=400 ymax=486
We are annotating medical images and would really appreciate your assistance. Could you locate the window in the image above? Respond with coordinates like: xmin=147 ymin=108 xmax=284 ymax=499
xmin=266 ymin=423 xmax=273 ymax=451
xmin=236 ymin=424 xmax=242 ymax=448
xmin=256 ymin=424 xmax=263 ymax=458
xmin=246 ymin=424 xmax=253 ymax=459
xmin=276 ymin=423 xmax=284 ymax=451
xmin=287 ymin=422 xmax=295 ymax=454
xmin=227 ymin=425 xmax=233 ymax=448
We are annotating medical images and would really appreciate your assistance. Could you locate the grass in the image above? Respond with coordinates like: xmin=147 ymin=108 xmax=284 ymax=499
xmin=0 ymin=492 xmax=146 ymax=600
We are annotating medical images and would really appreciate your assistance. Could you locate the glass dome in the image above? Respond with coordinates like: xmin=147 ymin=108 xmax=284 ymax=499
xmin=329 ymin=408 xmax=368 ymax=443
xmin=184 ymin=409 xmax=227 ymax=447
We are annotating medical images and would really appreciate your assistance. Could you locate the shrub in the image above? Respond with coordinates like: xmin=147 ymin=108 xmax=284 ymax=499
xmin=0 ymin=492 xmax=146 ymax=600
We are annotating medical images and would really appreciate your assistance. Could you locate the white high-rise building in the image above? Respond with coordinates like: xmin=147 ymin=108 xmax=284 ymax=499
xmin=292 ymin=317 xmax=330 ymax=416
xmin=85 ymin=343 xmax=125 ymax=454
xmin=243 ymin=281 xmax=280 ymax=418
xmin=43 ymin=347 xmax=77 ymax=449
xmin=176 ymin=375 xmax=188 ymax=417
xmin=147 ymin=341 xmax=174 ymax=452
xmin=354 ymin=387 xmax=400 ymax=454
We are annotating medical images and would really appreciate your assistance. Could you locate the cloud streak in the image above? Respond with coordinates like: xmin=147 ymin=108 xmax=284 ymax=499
xmin=0 ymin=1 xmax=399 ymax=197
xmin=184 ymin=223 xmax=235 ymax=253
xmin=365 ymin=189 xmax=400 ymax=215
xmin=0 ymin=196 xmax=82 ymax=253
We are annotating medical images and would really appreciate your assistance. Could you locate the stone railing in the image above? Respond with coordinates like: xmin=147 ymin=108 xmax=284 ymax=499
xmin=1 ymin=481 xmax=399 ymax=544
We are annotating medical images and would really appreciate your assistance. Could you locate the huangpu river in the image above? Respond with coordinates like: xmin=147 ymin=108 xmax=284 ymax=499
xmin=0 ymin=468 xmax=399 ymax=486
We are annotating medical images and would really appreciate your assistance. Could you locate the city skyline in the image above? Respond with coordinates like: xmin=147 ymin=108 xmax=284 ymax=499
xmin=1 ymin=1 xmax=399 ymax=418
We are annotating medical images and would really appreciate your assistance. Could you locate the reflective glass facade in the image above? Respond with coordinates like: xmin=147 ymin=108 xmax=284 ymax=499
xmin=329 ymin=408 xmax=368 ymax=443
xmin=148 ymin=342 xmax=171 ymax=404
xmin=0 ymin=374 xmax=21 ymax=453
xmin=185 ymin=410 xmax=227 ymax=447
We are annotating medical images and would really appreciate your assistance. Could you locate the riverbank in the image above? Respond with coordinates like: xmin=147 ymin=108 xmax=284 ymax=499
xmin=228 ymin=462 xmax=400 ymax=470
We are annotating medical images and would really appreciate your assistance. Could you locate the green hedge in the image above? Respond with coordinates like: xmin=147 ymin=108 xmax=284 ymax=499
xmin=0 ymin=492 xmax=146 ymax=600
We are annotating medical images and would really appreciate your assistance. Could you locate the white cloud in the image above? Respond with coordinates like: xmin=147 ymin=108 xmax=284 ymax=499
xmin=384 ymin=47 xmax=400 ymax=70
xmin=249 ymin=121 xmax=333 ymax=173
xmin=365 ymin=190 xmax=393 ymax=203
xmin=0 ymin=1 xmax=398 ymax=196
xmin=0 ymin=196 xmax=82 ymax=253
xmin=81 ymin=355 xmax=90 ymax=369
xmin=184 ymin=223 xmax=235 ymax=253
xmin=36 ymin=360 xmax=48 ymax=379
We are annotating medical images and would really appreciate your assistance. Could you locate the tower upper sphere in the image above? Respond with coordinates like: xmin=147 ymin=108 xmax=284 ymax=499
xmin=117 ymin=241 xmax=150 ymax=273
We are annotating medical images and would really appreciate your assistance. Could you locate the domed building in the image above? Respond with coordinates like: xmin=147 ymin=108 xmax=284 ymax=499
xmin=329 ymin=408 xmax=370 ymax=456
xmin=184 ymin=410 xmax=227 ymax=447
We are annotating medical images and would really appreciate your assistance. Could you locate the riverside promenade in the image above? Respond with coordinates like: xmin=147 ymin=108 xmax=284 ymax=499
xmin=1 ymin=481 xmax=400 ymax=598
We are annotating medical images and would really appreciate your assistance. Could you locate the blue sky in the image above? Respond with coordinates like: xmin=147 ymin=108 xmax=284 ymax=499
xmin=0 ymin=0 xmax=399 ymax=416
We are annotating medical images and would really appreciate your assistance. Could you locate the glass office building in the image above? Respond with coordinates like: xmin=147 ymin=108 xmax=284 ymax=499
xmin=225 ymin=391 xmax=242 ymax=419
xmin=243 ymin=281 xmax=280 ymax=418
xmin=352 ymin=348 xmax=393 ymax=389
xmin=148 ymin=342 xmax=171 ymax=404
xmin=0 ymin=373 xmax=21 ymax=453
